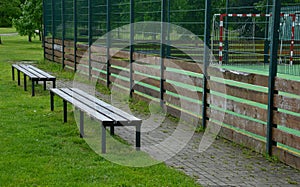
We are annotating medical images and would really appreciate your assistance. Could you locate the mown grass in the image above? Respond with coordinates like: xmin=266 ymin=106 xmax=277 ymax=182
xmin=0 ymin=27 xmax=17 ymax=34
xmin=0 ymin=29 xmax=200 ymax=186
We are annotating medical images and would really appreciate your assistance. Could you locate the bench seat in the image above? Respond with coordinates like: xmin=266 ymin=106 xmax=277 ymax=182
xmin=50 ymin=87 xmax=142 ymax=153
xmin=12 ymin=64 xmax=56 ymax=96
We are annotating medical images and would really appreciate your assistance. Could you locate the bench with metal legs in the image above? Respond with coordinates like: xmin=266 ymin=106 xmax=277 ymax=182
xmin=50 ymin=88 xmax=142 ymax=153
xmin=12 ymin=64 xmax=56 ymax=96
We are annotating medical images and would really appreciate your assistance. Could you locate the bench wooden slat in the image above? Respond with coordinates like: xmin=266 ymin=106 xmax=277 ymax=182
xmin=51 ymin=88 xmax=113 ymax=123
xmin=19 ymin=64 xmax=47 ymax=79
xmin=27 ymin=65 xmax=55 ymax=79
xmin=13 ymin=64 xmax=38 ymax=78
xmin=71 ymin=88 xmax=141 ymax=123
xmin=61 ymin=88 xmax=128 ymax=122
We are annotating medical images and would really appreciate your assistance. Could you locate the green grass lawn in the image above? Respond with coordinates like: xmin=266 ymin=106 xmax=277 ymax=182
xmin=0 ymin=27 xmax=17 ymax=34
xmin=0 ymin=28 xmax=200 ymax=186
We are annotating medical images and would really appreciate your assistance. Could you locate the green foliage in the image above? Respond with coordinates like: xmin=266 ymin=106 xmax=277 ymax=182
xmin=128 ymin=97 xmax=151 ymax=115
xmin=195 ymin=126 xmax=205 ymax=133
xmin=0 ymin=0 xmax=21 ymax=27
xmin=96 ymin=82 xmax=112 ymax=95
xmin=13 ymin=0 xmax=42 ymax=42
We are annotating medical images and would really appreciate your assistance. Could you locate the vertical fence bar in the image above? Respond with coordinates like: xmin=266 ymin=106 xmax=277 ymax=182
xmin=51 ymin=0 xmax=55 ymax=62
xmin=266 ymin=0 xmax=281 ymax=156
xmin=224 ymin=0 xmax=229 ymax=64
xmin=88 ymin=0 xmax=92 ymax=79
xmin=129 ymin=0 xmax=135 ymax=97
xmin=106 ymin=0 xmax=111 ymax=87
xmin=201 ymin=0 xmax=212 ymax=129
xmin=160 ymin=0 xmax=167 ymax=107
xmin=166 ymin=0 xmax=171 ymax=57
xmin=42 ymin=0 xmax=46 ymax=59
xmin=264 ymin=0 xmax=270 ymax=65
xmin=73 ymin=0 xmax=77 ymax=72
xmin=289 ymin=14 xmax=296 ymax=65
xmin=219 ymin=14 xmax=224 ymax=64
xmin=62 ymin=0 xmax=65 ymax=68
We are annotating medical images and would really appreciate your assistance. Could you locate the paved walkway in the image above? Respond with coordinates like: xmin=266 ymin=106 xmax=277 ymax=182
xmin=115 ymin=117 xmax=300 ymax=186
xmin=54 ymin=79 xmax=300 ymax=186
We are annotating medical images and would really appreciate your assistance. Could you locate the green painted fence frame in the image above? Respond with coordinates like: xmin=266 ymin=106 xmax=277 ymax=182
xmin=43 ymin=0 xmax=294 ymax=161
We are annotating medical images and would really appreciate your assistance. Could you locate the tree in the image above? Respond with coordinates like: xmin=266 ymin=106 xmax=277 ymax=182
xmin=0 ymin=0 xmax=21 ymax=27
xmin=13 ymin=0 xmax=42 ymax=42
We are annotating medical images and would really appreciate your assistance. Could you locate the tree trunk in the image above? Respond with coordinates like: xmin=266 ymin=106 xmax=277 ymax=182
xmin=28 ymin=34 xmax=32 ymax=42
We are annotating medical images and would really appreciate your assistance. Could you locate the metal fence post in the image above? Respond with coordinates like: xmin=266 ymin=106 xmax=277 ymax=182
xmin=42 ymin=0 xmax=46 ymax=59
xmin=74 ymin=0 xmax=77 ymax=72
xmin=201 ymin=0 xmax=212 ymax=129
xmin=129 ymin=0 xmax=135 ymax=97
xmin=166 ymin=0 xmax=171 ymax=57
xmin=224 ymin=0 xmax=229 ymax=64
xmin=62 ymin=0 xmax=65 ymax=68
xmin=51 ymin=0 xmax=55 ymax=62
xmin=88 ymin=0 xmax=92 ymax=79
xmin=160 ymin=0 xmax=167 ymax=108
xmin=266 ymin=0 xmax=281 ymax=156
xmin=106 ymin=0 xmax=111 ymax=88
xmin=264 ymin=0 xmax=270 ymax=65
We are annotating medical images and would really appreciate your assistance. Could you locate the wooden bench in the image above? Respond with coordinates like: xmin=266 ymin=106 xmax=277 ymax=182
xmin=50 ymin=88 xmax=142 ymax=153
xmin=12 ymin=64 xmax=56 ymax=96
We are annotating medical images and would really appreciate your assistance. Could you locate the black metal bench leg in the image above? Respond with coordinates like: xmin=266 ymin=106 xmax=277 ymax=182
xmin=136 ymin=124 xmax=141 ymax=151
xmin=43 ymin=81 xmax=47 ymax=90
xmin=24 ymin=74 xmax=27 ymax=91
xmin=80 ymin=111 xmax=84 ymax=138
xmin=102 ymin=125 xmax=106 ymax=153
xmin=53 ymin=80 xmax=56 ymax=88
xmin=63 ymin=100 xmax=67 ymax=123
xmin=31 ymin=79 xmax=35 ymax=96
xmin=50 ymin=92 xmax=54 ymax=111
xmin=110 ymin=126 xmax=115 ymax=136
xmin=12 ymin=66 xmax=15 ymax=81
xmin=17 ymin=70 xmax=20 ymax=86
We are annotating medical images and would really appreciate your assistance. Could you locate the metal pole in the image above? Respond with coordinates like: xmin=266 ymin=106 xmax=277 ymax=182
xmin=160 ymin=0 xmax=167 ymax=107
xmin=266 ymin=0 xmax=281 ymax=156
xmin=264 ymin=0 xmax=270 ymax=65
xmin=201 ymin=0 xmax=212 ymax=129
xmin=106 ymin=0 xmax=111 ymax=88
xmin=88 ymin=0 xmax=92 ymax=79
xmin=74 ymin=0 xmax=78 ymax=72
xmin=219 ymin=14 xmax=224 ymax=64
xmin=51 ymin=0 xmax=55 ymax=62
xmin=289 ymin=14 xmax=296 ymax=65
xmin=129 ymin=0 xmax=135 ymax=97
xmin=80 ymin=111 xmax=84 ymax=138
xmin=224 ymin=0 xmax=229 ymax=64
xmin=166 ymin=0 xmax=171 ymax=57
xmin=42 ymin=0 xmax=46 ymax=59
xmin=62 ymin=0 xmax=65 ymax=68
